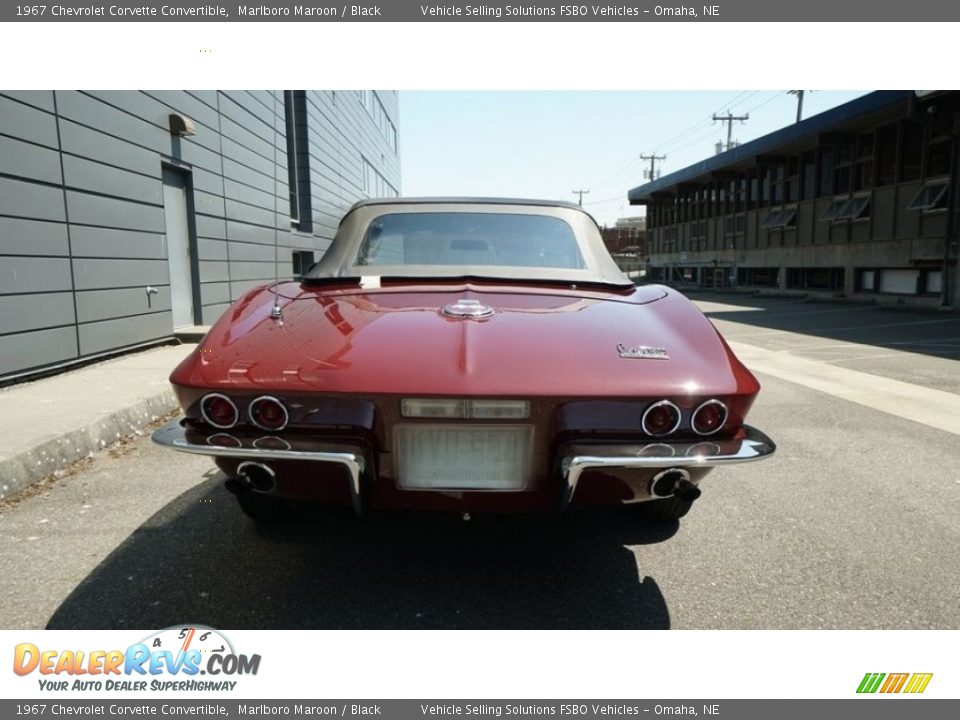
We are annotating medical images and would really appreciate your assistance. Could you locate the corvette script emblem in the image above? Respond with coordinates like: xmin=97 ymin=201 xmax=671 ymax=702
xmin=617 ymin=343 xmax=669 ymax=360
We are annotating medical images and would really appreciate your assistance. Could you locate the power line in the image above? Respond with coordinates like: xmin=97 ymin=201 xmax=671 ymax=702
xmin=648 ymin=90 xmax=762 ymax=154
xmin=584 ymin=194 xmax=632 ymax=206
xmin=585 ymin=90 xmax=762 ymax=191
xmin=742 ymin=90 xmax=786 ymax=115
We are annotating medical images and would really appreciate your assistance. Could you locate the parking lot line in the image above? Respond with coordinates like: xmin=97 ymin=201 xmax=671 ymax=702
xmin=729 ymin=340 xmax=960 ymax=437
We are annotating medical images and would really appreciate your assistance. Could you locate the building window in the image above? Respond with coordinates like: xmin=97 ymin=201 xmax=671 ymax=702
xmin=820 ymin=194 xmax=870 ymax=222
xmin=876 ymin=125 xmax=898 ymax=186
xmin=820 ymin=197 xmax=848 ymax=222
xmin=853 ymin=133 xmax=874 ymax=192
xmin=907 ymin=180 xmax=949 ymax=212
xmin=362 ymin=156 xmax=398 ymax=198
xmin=833 ymin=144 xmax=852 ymax=194
xmin=761 ymin=206 xmax=797 ymax=229
xmin=900 ymin=122 xmax=923 ymax=181
xmin=802 ymin=151 xmax=816 ymax=200
xmin=292 ymin=250 xmax=316 ymax=277
xmin=284 ymin=90 xmax=312 ymax=231
xmin=817 ymin=148 xmax=833 ymax=196
xmin=786 ymin=267 xmax=845 ymax=291
xmin=359 ymin=90 xmax=398 ymax=153
xmin=925 ymin=141 xmax=952 ymax=178
xmin=737 ymin=267 xmax=779 ymax=287
xmin=835 ymin=193 xmax=871 ymax=221
xmin=858 ymin=269 xmax=877 ymax=292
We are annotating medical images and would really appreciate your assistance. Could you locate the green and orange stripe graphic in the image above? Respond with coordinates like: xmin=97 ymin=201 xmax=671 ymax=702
xmin=857 ymin=672 xmax=933 ymax=694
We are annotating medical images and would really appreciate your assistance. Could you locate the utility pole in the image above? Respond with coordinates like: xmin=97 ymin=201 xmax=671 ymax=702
xmin=713 ymin=111 xmax=749 ymax=152
xmin=571 ymin=189 xmax=590 ymax=206
xmin=639 ymin=153 xmax=666 ymax=182
xmin=789 ymin=90 xmax=806 ymax=123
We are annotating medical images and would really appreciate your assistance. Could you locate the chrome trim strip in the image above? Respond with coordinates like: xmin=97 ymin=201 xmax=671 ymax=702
xmin=248 ymin=395 xmax=290 ymax=432
xmin=691 ymin=399 xmax=728 ymax=436
xmin=641 ymin=399 xmax=682 ymax=436
xmin=200 ymin=393 xmax=239 ymax=430
xmin=559 ymin=424 xmax=775 ymax=510
xmin=152 ymin=418 xmax=365 ymax=516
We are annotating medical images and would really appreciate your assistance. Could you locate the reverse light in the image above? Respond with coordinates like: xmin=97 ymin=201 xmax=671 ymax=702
xmin=692 ymin=399 xmax=728 ymax=436
xmin=249 ymin=396 xmax=289 ymax=431
xmin=200 ymin=394 xmax=238 ymax=429
xmin=467 ymin=399 xmax=530 ymax=419
xmin=401 ymin=398 xmax=531 ymax=420
xmin=641 ymin=399 xmax=682 ymax=436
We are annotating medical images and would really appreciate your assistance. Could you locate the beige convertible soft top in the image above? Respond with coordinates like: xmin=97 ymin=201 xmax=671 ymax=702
xmin=305 ymin=197 xmax=634 ymax=288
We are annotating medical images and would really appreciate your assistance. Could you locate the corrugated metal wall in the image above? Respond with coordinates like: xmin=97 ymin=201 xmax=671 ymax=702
xmin=0 ymin=90 xmax=401 ymax=381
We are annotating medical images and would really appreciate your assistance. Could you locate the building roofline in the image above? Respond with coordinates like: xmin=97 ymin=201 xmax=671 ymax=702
xmin=628 ymin=90 xmax=913 ymax=203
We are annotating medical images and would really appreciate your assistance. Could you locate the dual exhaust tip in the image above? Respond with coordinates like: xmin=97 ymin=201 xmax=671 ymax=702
xmin=225 ymin=461 xmax=276 ymax=494
xmin=650 ymin=468 xmax=702 ymax=503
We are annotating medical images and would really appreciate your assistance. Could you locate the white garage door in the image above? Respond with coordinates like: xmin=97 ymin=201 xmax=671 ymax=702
xmin=880 ymin=269 xmax=919 ymax=295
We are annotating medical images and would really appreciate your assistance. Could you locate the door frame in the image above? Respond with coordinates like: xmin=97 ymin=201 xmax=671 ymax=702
xmin=161 ymin=161 xmax=202 ymax=328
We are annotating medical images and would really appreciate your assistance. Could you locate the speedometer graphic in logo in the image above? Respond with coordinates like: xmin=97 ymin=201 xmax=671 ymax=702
xmin=140 ymin=625 xmax=234 ymax=658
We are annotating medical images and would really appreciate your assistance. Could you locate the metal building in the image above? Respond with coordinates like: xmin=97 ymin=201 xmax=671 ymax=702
xmin=629 ymin=90 xmax=959 ymax=308
xmin=0 ymin=90 xmax=401 ymax=383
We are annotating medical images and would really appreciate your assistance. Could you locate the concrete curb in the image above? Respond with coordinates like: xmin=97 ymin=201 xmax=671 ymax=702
xmin=0 ymin=344 xmax=194 ymax=502
xmin=0 ymin=390 xmax=179 ymax=501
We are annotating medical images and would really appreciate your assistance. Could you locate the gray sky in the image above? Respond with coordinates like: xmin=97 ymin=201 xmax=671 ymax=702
xmin=399 ymin=90 xmax=867 ymax=226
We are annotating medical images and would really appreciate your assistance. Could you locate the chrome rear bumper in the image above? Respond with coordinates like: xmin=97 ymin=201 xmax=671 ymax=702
xmin=559 ymin=425 xmax=776 ymax=509
xmin=151 ymin=418 xmax=366 ymax=515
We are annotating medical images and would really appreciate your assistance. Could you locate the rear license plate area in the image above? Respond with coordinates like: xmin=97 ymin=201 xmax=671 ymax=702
xmin=396 ymin=424 xmax=533 ymax=490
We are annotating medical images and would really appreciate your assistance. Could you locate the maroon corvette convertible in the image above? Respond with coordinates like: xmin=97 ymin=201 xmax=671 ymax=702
xmin=153 ymin=198 xmax=774 ymax=523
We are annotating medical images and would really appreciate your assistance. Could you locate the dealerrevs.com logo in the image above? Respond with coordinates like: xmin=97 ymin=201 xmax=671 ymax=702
xmin=13 ymin=626 xmax=260 ymax=692
xmin=857 ymin=673 xmax=933 ymax=694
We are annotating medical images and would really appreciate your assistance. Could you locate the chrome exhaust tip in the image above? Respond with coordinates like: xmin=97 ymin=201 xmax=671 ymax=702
xmin=236 ymin=461 xmax=277 ymax=493
xmin=650 ymin=468 xmax=696 ymax=500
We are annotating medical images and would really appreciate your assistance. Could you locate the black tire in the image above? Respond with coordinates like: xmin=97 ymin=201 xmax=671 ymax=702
xmin=235 ymin=491 xmax=290 ymax=524
xmin=637 ymin=496 xmax=693 ymax=521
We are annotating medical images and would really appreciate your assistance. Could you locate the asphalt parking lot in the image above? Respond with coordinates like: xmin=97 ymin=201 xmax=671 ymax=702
xmin=1 ymin=294 xmax=958 ymax=630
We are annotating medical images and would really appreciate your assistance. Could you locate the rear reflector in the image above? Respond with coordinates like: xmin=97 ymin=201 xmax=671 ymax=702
xmin=401 ymin=398 xmax=530 ymax=420
xmin=396 ymin=424 xmax=532 ymax=490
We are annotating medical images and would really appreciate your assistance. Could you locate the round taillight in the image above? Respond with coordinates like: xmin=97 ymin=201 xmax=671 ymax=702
xmin=200 ymin=394 xmax=238 ymax=429
xmin=692 ymin=399 xmax=728 ymax=436
xmin=641 ymin=400 xmax=682 ymax=436
xmin=249 ymin=396 xmax=288 ymax=431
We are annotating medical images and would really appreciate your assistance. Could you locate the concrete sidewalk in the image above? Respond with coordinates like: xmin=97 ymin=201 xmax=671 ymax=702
xmin=0 ymin=343 xmax=195 ymax=500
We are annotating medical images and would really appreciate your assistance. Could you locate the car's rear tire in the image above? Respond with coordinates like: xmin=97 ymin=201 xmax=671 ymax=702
xmin=235 ymin=491 xmax=290 ymax=524
xmin=638 ymin=496 xmax=693 ymax=521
